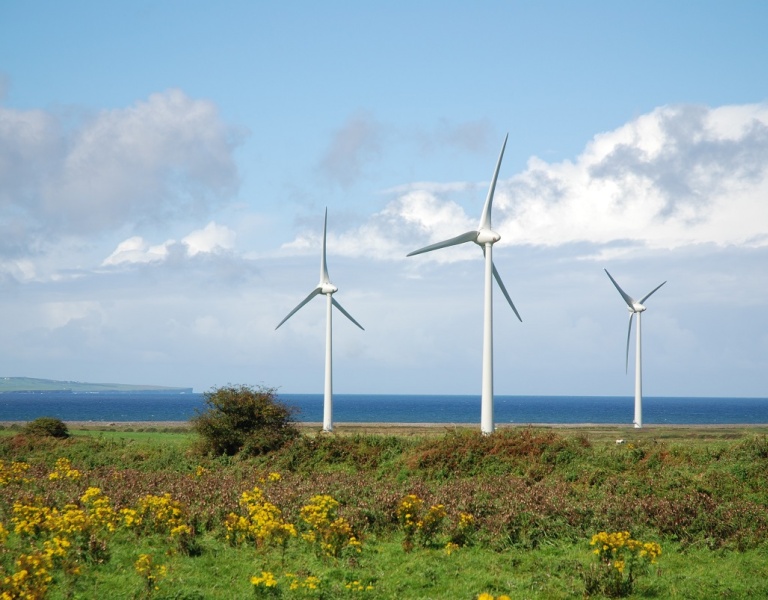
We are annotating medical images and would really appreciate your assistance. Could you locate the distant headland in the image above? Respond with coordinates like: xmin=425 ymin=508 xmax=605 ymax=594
xmin=0 ymin=377 xmax=193 ymax=394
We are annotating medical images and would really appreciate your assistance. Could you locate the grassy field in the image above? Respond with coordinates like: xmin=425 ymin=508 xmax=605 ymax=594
xmin=1 ymin=423 xmax=768 ymax=599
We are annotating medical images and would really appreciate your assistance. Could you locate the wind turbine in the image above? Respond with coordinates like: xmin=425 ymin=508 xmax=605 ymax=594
xmin=407 ymin=134 xmax=522 ymax=434
xmin=276 ymin=209 xmax=364 ymax=432
xmin=604 ymin=269 xmax=666 ymax=429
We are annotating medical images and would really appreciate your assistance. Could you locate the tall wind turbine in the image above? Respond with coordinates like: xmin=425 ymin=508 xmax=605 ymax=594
xmin=276 ymin=209 xmax=364 ymax=432
xmin=604 ymin=269 xmax=666 ymax=429
xmin=407 ymin=134 xmax=522 ymax=434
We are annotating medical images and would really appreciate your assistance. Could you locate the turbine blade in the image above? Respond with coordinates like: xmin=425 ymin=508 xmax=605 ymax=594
xmin=492 ymin=262 xmax=522 ymax=322
xmin=331 ymin=297 xmax=364 ymax=330
xmin=406 ymin=230 xmax=478 ymax=257
xmin=275 ymin=288 xmax=322 ymax=330
xmin=320 ymin=208 xmax=330 ymax=284
xmin=604 ymin=268 xmax=636 ymax=309
xmin=479 ymin=133 xmax=508 ymax=230
xmin=625 ymin=313 xmax=634 ymax=373
xmin=640 ymin=280 xmax=667 ymax=305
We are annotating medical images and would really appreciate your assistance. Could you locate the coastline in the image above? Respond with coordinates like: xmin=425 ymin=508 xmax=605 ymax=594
xmin=4 ymin=420 xmax=768 ymax=441
xmin=3 ymin=420 xmax=768 ymax=432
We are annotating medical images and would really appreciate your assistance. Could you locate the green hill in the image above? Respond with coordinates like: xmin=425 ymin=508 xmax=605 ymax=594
xmin=0 ymin=377 xmax=193 ymax=393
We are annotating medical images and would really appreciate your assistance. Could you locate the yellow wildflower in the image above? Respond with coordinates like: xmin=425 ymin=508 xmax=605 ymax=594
xmin=251 ymin=571 xmax=278 ymax=588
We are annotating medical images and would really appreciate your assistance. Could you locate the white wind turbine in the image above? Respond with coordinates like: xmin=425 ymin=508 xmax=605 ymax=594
xmin=407 ymin=134 xmax=521 ymax=434
xmin=276 ymin=209 xmax=364 ymax=432
xmin=604 ymin=269 xmax=666 ymax=429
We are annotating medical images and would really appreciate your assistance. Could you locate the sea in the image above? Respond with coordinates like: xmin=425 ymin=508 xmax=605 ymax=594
xmin=1 ymin=391 xmax=768 ymax=425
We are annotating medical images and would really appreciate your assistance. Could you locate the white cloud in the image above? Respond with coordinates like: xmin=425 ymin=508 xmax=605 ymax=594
xmin=102 ymin=222 xmax=236 ymax=266
xmin=182 ymin=222 xmax=235 ymax=256
xmin=0 ymin=89 xmax=243 ymax=248
xmin=499 ymin=103 xmax=768 ymax=249
xmin=300 ymin=103 xmax=768 ymax=262
xmin=102 ymin=236 xmax=173 ymax=266
xmin=279 ymin=190 xmax=477 ymax=263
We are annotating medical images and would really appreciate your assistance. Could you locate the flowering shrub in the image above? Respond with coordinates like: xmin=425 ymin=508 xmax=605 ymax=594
xmin=396 ymin=494 xmax=447 ymax=550
xmin=122 ymin=493 xmax=191 ymax=536
xmin=0 ymin=460 xmax=30 ymax=487
xmin=584 ymin=531 xmax=662 ymax=597
xmin=444 ymin=541 xmax=459 ymax=555
xmin=300 ymin=494 xmax=361 ymax=558
xmin=225 ymin=485 xmax=296 ymax=550
xmin=81 ymin=487 xmax=119 ymax=532
xmin=121 ymin=492 xmax=196 ymax=555
xmin=450 ymin=511 xmax=476 ymax=547
xmin=47 ymin=457 xmax=81 ymax=481
xmin=285 ymin=572 xmax=321 ymax=592
xmin=419 ymin=503 xmax=447 ymax=545
xmin=477 ymin=594 xmax=511 ymax=600
xmin=250 ymin=572 xmax=322 ymax=597
xmin=345 ymin=579 xmax=375 ymax=592
xmin=1 ymin=551 xmax=54 ymax=599
xmin=135 ymin=553 xmax=167 ymax=597
xmin=12 ymin=500 xmax=52 ymax=537
xmin=251 ymin=570 xmax=278 ymax=597
xmin=396 ymin=494 xmax=422 ymax=551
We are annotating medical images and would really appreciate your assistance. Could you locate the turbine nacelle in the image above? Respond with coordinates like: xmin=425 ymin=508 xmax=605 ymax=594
xmin=319 ymin=282 xmax=338 ymax=295
xmin=628 ymin=303 xmax=646 ymax=314
xmin=476 ymin=229 xmax=501 ymax=245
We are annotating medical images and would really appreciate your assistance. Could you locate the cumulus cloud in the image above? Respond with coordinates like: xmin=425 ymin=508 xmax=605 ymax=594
xmin=498 ymin=103 xmax=768 ymax=250
xmin=102 ymin=222 xmax=236 ymax=266
xmin=182 ymin=222 xmax=236 ymax=256
xmin=102 ymin=236 xmax=173 ymax=266
xmin=303 ymin=103 xmax=768 ymax=262
xmin=0 ymin=89 xmax=243 ymax=246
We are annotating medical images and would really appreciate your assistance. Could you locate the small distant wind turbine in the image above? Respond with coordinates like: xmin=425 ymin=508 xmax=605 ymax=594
xmin=407 ymin=134 xmax=522 ymax=435
xmin=276 ymin=209 xmax=364 ymax=432
xmin=604 ymin=269 xmax=666 ymax=429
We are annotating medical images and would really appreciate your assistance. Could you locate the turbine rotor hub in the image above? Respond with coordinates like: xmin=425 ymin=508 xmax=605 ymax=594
xmin=320 ymin=282 xmax=338 ymax=294
xmin=476 ymin=229 xmax=501 ymax=245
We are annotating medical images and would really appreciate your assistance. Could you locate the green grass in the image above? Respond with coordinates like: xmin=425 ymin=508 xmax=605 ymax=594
xmin=32 ymin=536 xmax=768 ymax=599
xmin=3 ymin=426 xmax=768 ymax=598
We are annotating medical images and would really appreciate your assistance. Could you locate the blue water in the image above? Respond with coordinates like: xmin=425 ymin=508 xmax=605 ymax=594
xmin=1 ymin=391 xmax=768 ymax=425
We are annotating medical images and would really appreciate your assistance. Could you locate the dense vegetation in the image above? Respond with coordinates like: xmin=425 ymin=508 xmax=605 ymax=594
xmin=22 ymin=417 xmax=70 ymax=439
xmin=190 ymin=384 xmax=299 ymax=456
xmin=1 ymin=424 xmax=768 ymax=598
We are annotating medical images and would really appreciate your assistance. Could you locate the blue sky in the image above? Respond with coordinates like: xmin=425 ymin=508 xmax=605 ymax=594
xmin=1 ymin=1 xmax=767 ymax=398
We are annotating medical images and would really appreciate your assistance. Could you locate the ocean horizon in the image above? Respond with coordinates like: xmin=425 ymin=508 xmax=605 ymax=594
xmin=1 ymin=391 xmax=768 ymax=425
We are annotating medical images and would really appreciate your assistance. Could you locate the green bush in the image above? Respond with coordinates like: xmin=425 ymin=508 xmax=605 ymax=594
xmin=190 ymin=384 xmax=299 ymax=456
xmin=22 ymin=416 xmax=70 ymax=438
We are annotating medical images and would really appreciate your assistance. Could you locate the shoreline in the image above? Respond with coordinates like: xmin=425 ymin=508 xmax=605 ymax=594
xmin=3 ymin=421 xmax=768 ymax=429
xmin=4 ymin=421 xmax=768 ymax=441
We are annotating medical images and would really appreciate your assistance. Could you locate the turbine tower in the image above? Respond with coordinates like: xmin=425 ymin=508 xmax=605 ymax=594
xmin=276 ymin=209 xmax=364 ymax=432
xmin=407 ymin=134 xmax=522 ymax=434
xmin=604 ymin=269 xmax=666 ymax=429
